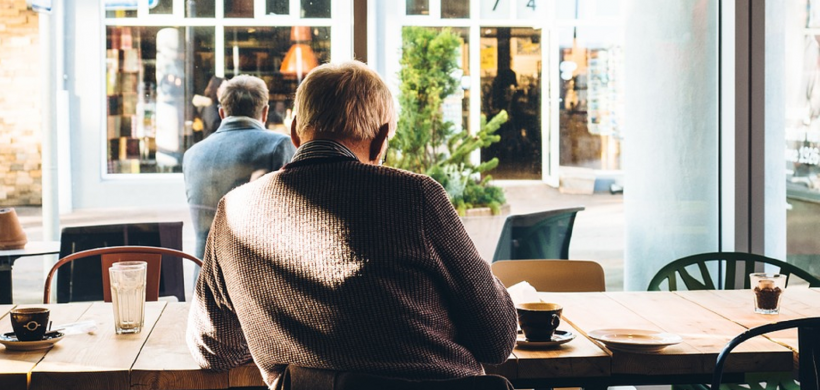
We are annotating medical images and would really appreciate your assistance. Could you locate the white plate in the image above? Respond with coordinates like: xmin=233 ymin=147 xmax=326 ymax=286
xmin=516 ymin=330 xmax=576 ymax=349
xmin=0 ymin=332 xmax=64 ymax=351
xmin=587 ymin=328 xmax=682 ymax=353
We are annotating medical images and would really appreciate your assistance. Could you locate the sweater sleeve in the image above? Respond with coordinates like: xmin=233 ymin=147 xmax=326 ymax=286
xmin=420 ymin=178 xmax=518 ymax=364
xmin=186 ymin=199 xmax=253 ymax=371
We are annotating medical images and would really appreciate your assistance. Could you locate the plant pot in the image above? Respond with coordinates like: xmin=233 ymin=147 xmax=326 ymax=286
xmin=460 ymin=204 xmax=511 ymax=261
xmin=0 ymin=208 xmax=27 ymax=250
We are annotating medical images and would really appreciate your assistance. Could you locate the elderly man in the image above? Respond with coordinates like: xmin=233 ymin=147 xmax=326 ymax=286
xmin=183 ymin=75 xmax=295 ymax=261
xmin=186 ymin=61 xmax=517 ymax=388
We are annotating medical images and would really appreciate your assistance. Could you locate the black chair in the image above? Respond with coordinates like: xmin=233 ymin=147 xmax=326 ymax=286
xmin=711 ymin=317 xmax=820 ymax=390
xmin=648 ymin=252 xmax=820 ymax=291
xmin=492 ymin=206 xmax=584 ymax=262
xmin=275 ymin=366 xmax=515 ymax=390
xmin=56 ymin=222 xmax=188 ymax=302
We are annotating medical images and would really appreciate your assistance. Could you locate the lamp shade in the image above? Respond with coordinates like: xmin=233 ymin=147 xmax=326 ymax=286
xmin=0 ymin=208 xmax=27 ymax=250
xmin=280 ymin=43 xmax=319 ymax=78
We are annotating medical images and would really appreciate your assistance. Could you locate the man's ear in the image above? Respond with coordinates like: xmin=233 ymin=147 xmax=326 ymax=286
xmin=369 ymin=123 xmax=390 ymax=163
xmin=218 ymin=106 xmax=226 ymax=119
xmin=260 ymin=105 xmax=270 ymax=124
xmin=290 ymin=118 xmax=301 ymax=148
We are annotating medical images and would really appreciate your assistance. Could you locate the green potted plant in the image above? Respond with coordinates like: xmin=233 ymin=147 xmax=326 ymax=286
xmin=386 ymin=26 xmax=508 ymax=216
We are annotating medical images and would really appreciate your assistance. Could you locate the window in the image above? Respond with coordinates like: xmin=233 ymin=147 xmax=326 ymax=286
xmin=104 ymin=1 xmax=333 ymax=174
xmin=784 ymin=1 xmax=820 ymax=277
xmin=377 ymin=0 xmax=720 ymax=290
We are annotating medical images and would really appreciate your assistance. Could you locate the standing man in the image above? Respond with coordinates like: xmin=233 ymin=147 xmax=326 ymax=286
xmin=187 ymin=61 xmax=517 ymax=388
xmin=183 ymin=75 xmax=295 ymax=262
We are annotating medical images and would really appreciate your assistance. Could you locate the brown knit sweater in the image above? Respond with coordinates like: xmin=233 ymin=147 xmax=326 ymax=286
xmin=186 ymin=156 xmax=518 ymax=388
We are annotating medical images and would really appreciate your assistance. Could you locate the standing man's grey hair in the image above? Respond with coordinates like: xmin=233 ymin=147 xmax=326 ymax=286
xmin=219 ymin=75 xmax=269 ymax=119
xmin=294 ymin=61 xmax=396 ymax=140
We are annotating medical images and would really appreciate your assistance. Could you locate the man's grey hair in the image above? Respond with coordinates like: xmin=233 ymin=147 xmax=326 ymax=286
xmin=219 ymin=75 xmax=269 ymax=119
xmin=294 ymin=61 xmax=396 ymax=140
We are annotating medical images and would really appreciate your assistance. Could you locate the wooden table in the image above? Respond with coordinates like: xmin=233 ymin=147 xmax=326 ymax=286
xmin=0 ymin=241 xmax=61 ymax=304
xmin=0 ymin=289 xmax=817 ymax=390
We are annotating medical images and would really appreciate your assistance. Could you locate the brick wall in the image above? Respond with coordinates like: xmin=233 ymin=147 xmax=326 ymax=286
xmin=0 ymin=0 xmax=40 ymax=206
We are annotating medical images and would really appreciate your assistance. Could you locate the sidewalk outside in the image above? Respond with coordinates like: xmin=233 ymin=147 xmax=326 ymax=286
xmin=10 ymin=182 xmax=624 ymax=304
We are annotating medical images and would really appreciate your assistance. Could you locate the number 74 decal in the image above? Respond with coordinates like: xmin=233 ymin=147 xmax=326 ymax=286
xmin=494 ymin=0 xmax=537 ymax=11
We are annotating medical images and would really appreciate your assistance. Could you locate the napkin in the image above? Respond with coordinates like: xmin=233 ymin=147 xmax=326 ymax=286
xmin=506 ymin=281 xmax=541 ymax=306
xmin=53 ymin=320 xmax=98 ymax=335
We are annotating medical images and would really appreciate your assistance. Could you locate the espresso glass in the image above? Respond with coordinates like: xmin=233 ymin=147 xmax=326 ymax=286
xmin=750 ymin=273 xmax=786 ymax=314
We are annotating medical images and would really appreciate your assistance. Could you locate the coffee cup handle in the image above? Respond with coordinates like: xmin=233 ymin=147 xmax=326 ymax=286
xmin=551 ymin=314 xmax=561 ymax=329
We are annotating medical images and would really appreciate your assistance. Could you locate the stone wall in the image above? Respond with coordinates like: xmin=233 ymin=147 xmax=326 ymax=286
xmin=0 ymin=0 xmax=41 ymax=206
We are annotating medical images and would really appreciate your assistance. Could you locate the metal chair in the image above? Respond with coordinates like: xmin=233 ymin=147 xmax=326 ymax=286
xmin=711 ymin=317 xmax=820 ymax=390
xmin=491 ymin=259 xmax=606 ymax=292
xmin=491 ymin=206 xmax=584 ymax=263
xmin=56 ymin=222 xmax=188 ymax=302
xmin=44 ymin=246 xmax=202 ymax=304
xmin=647 ymin=252 xmax=820 ymax=291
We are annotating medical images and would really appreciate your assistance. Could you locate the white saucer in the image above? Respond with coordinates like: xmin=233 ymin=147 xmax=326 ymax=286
xmin=0 ymin=332 xmax=64 ymax=351
xmin=587 ymin=328 xmax=681 ymax=353
xmin=516 ymin=330 xmax=576 ymax=349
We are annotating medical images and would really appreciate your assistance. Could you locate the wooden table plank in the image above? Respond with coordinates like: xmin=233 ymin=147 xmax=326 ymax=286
xmin=228 ymin=363 xmax=267 ymax=388
xmin=677 ymin=289 xmax=820 ymax=354
xmin=0 ymin=303 xmax=93 ymax=390
xmin=543 ymin=292 xmax=702 ymax=376
xmin=29 ymin=301 xmax=167 ymax=390
xmin=512 ymin=318 xmax=610 ymax=381
xmin=131 ymin=302 xmax=229 ymax=390
xmin=607 ymin=292 xmax=792 ymax=376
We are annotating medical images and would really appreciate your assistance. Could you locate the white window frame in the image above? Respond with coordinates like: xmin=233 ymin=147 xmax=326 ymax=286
xmin=100 ymin=0 xmax=351 ymax=179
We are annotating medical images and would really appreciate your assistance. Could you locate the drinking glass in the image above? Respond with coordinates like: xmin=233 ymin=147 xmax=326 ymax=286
xmin=750 ymin=273 xmax=786 ymax=315
xmin=109 ymin=261 xmax=147 ymax=334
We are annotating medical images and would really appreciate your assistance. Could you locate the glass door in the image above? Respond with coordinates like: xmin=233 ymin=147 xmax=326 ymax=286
xmin=479 ymin=27 xmax=543 ymax=179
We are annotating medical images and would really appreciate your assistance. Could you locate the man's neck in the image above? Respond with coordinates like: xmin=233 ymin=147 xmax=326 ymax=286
xmin=304 ymin=136 xmax=374 ymax=165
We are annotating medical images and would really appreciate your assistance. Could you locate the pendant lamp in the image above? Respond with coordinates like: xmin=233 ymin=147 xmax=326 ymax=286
xmin=280 ymin=26 xmax=319 ymax=81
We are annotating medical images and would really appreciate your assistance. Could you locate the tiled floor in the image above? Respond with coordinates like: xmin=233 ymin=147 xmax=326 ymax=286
xmin=10 ymin=181 xmax=625 ymax=304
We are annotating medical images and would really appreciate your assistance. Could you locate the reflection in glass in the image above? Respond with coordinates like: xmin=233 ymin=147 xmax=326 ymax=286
xmin=225 ymin=0 xmax=254 ymax=18
xmin=149 ymin=0 xmax=173 ymax=15
xmin=106 ymin=9 xmax=136 ymax=18
xmin=267 ymin=0 xmax=289 ymax=15
xmin=785 ymin=0 xmax=820 ymax=277
xmin=442 ymin=0 xmax=469 ymax=18
xmin=224 ymin=26 xmax=331 ymax=130
xmin=480 ymin=27 xmax=542 ymax=179
xmin=558 ymin=26 xmax=622 ymax=170
xmin=104 ymin=26 xmax=215 ymax=174
xmin=301 ymin=0 xmax=331 ymax=18
xmin=187 ymin=0 xmax=215 ymax=18
xmin=406 ymin=0 xmax=429 ymax=15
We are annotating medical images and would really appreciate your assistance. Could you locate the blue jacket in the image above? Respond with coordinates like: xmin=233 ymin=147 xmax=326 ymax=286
xmin=183 ymin=116 xmax=296 ymax=260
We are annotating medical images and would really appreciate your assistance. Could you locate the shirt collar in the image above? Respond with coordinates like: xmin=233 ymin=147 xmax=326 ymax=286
xmin=216 ymin=116 xmax=266 ymax=132
xmin=291 ymin=139 xmax=359 ymax=163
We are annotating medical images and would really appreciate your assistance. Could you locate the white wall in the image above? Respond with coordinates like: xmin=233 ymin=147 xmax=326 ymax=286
xmin=622 ymin=0 xmax=720 ymax=290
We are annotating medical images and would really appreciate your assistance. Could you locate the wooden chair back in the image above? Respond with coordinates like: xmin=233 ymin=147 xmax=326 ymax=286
xmin=44 ymin=246 xmax=202 ymax=304
xmin=491 ymin=259 xmax=606 ymax=292
xmin=57 ymin=222 xmax=186 ymax=302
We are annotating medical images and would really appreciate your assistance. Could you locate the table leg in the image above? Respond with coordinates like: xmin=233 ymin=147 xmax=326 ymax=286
xmin=0 ymin=269 xmax=12 ymax=304
xmin=0 ymin=256 xmax=18 ymax=304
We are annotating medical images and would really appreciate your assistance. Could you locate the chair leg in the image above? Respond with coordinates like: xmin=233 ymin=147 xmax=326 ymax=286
xmin=799 ymin=325 xmax=820 ymax=390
